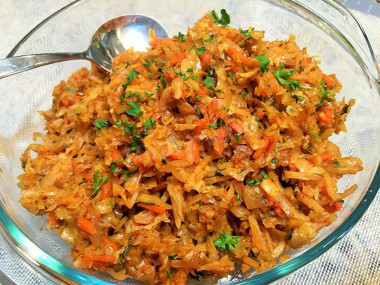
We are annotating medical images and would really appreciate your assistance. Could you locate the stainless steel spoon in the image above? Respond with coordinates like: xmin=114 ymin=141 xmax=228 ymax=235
xmin=0 ymin=15 xmax=168 ymax=79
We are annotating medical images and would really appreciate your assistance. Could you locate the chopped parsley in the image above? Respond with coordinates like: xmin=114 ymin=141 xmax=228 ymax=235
xmin=122 ymin=170 xmax=137 ymax=182
xmin=234 ymin=133 xmax=244 ymax=143
xmin=240 ymin=29 xmax=250 ymax=38
xmin=174 ymin=69 xmax=181 ymax=74
xmin=143 ymin=59 xmax=151 ymax=67
xmin=120 ymin=92 xmax=126 ymax=104
xmin=216 ymin=118 xmax=226 ymax=128
xmin=197 ymin=46 xmax=206 ymax=56
xmin=195 ymin=106 xmax=204 ymax=118
xmin=237 ymin=194 xmax=242 ymax=202
xmin=246 ymin=179 xmax=261 ymax=186
xmin=310 ymin=127 xmax=320 ymax=139
xmin=144 ymin=118 xmax=156 ymax=130
xmin=166 ymin=267 xmax=174 ymax=280
xmin=115 ymin=120 xmax=122 ymax=127
xmin=144 ymin=91 xmax=153 ymax=98
xmin=176 ymin=32 xmax=186 ymax=42
xmin=160 ymin=75 xmax=167 ymax=88
xmin=108 ymin=201 xmax=115 ymax=208
xmin=241 ymin=91 xmax=246 ymax=100
xmin=315 ymin=81 xmax=335 ymax=108
xmin=204 ymin=77 xmax=218 ymax=92
xmin=273 ymin=63 xmax=301 ymax=90
xmin=261 ymin=170 xmax=268 ymax=179
xmin=204 ymin=35 xmax=214 ymax=42
xmin=224 ymin=107 xmax=229 ymax=113
xmin=229 ymin=72 xmax=237 ymax=84
xmin=287 ymin=229 xmax=294 ymax=241
xmin=254 ymin=55 xmax=270 ymax=73
xmin=186 ymin=67 xmax=194 ymax=72
xmin=332 ymin=161 xmax=341 ymax=166
xmin=214 ymin=230 xmax=240 ymax=251
xmin=209 ymin=123 xmax=217 ymax=129
xmin=122 ymin=69 xmax=140 ymax=88
xmin=94 ymin=119 xmax=109 ymax=130
xmin=126 ymin=101 xmax=143 ymax=117
xmin=90 ymin=170 xmax=109 ymax=199
xmin=209 ymin=9 xmax=231 ymax=27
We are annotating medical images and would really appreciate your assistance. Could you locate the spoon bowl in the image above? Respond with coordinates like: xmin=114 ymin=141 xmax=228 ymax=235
xmin=0 ymin=15 xmax=169 ymax=78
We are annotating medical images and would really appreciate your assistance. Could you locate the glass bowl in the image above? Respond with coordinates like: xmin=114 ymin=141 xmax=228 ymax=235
xmin=0 ymin=0 xmax=379 ymax=284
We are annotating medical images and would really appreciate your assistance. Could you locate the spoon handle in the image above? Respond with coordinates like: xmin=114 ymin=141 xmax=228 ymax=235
xmin=0 ymin=52 xmax=87 ymax=79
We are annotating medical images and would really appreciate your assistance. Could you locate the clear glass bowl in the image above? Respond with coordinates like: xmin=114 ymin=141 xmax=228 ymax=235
xmin=0 ymin=0 xmax=379 ymax=284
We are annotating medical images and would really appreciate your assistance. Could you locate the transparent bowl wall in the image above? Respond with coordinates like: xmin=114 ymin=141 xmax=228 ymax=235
xmin=0 ymin=0 xmax=379 ymax=284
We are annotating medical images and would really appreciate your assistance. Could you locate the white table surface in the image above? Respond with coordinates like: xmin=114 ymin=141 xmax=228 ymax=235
xmin=0 ymin=1 xmax=379 ymax=284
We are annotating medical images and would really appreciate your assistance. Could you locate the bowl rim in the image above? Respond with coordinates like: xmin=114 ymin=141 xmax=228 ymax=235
xmin=1 ymin=0 xmax=379 ymax=284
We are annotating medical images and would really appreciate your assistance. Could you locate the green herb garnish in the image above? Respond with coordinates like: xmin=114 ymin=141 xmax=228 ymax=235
xmin=209 ymin=9 xmax=231 ymax=26
xmin=254 ymin=55 xmax=270 ymax=73
xmin=122 ymin=69 xmax=140 ymax=88
xmin=214 ymin=230 xmax=240 ymax=251
xmin=90 ymin=170 xmax=109 ymax=199
xmin=197 ymin=46 xmax=206 ymax=56
xmin=274 ymin=64 xmax=301 ymax=90
xmin=144 ymin=118 xmax=156 ymax=130
xmin=176 ymin=32 xmax=186 ymax=42
xmin=126 ymin=101 xmax=143 ymax=117
xmin=94 ymin=119 xmax=109 ymax=130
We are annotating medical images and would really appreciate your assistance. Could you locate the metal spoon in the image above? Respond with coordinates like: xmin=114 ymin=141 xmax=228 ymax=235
xmin=0 ymin=15 xmax=168 ymax=79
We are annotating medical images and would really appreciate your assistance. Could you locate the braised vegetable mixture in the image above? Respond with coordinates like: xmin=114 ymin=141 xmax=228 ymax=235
xmin=19 ymin=10 xmax=363 ymax=284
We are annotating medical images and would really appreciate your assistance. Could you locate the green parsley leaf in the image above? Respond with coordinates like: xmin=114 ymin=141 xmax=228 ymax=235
xmin=148 ymin=72 xmax=154 ymax=78
xmin=143 ymin=59 xmax=151 ymax=67
xmin=166 ymin=267 xmax=174 ymax=280
xmin=254 ymin=55 xmax=270 ymax=73
xmin=315 ymin=81 xmax=335 ymax=108
xmin=209 ymin=123 xmax=217 ymax=129
xmin=287 ymin=229 xmax=294 ymax=241
xmin=229 ymin=72 xmax=237 ymax=84
xmin=160 ymin=75 xmax=167 ymax=88
xmin=310 ymin=127 xmax=320 ymax=139
xmin=332 ymin=161 xmax=341 ymax=166
xmin=115 ymin=120 xmax=122 ymax=127
xmin=275 ymin=146 xmax=279 ymax=153
xmin=209 ymin=9 xmax=231 ymax=27
xmin=204 ymin=77 xmax=218 ymax=92
xmin=122 ymin=69 xmax=140 ymax=88
xmin=224 ymin=107 xmax=229 ymax=113
xmin=161 ymin=60 xmax=167 ymax=66
xmin=197 ymin=46 xmax=206 ymax=56
xmin=216 ymin=117 xmax=226 ymax=128
xmin=90 ymin=170 xmax=110 ymax=199
xmin=120 ymin=92 xmax=126 ymax=104
xmin=123 ymin=121 xmax=136 ymax=135
xmin=168 ymin=254 xmax=179 ymax=261
xmin=214 ymin=230 xmax=240 ymax=251
xmin=176 ymin=32 xmax=186 ymax=42
xmin=261 ymin=170 xmax=268 ymax=179
xmin=94 ymin=119 xmax=109 ymax=130
xmin=126 ymin=101 xmax=143 ymax=117
xmin=234 ymin=133 xmax=244 ymax=143
xmin=108 ymin=201 xmax=114 ymax=208
xmin=274 ymin=64 xmax=301 ymax=90
xmin=257 ymin=212 xmax=272 ymax=221
xmin=241 ymin=91 xmax=246 ymax=100
xmin=122 ymin=170 xmax=137 ymax=182
xmin=144 ymin=118 xmax=156 ymax=130
xmin=204 ymin=35 xmax=214 ymax=42
xmin=186 ymin=67 xmax=194 ymax=72
xmin=191 ymin=75 xmax=198 ymax=80
xmin=240 ymin=29 xmax=250 ymax=38
xmin=145 ymin=91 xmax=153 ymax=98
xmin=237 ymin=194 xmax=242 ymax=202
xmin=195 ymin=106 xmax=204 ymax=118
xmin=174 ymin=69 xmax=181 ymax=74
xmin=246 ymin=179 xmax=261 ymax=186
